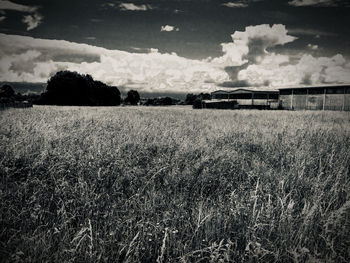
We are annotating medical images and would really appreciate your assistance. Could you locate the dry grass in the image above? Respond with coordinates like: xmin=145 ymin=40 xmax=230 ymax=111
xmin=0 ymin=106 xmax=349 ymax=262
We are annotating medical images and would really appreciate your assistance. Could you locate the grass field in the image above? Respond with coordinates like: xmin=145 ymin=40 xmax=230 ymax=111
xmin=1 ymin=106 xmax=349 ymax=262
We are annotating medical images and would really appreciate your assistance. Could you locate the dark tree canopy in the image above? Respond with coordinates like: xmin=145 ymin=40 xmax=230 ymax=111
xmin=199 ymin=93 xmax=211 ymax=100
xmin=0 ymin=85 xmax=15 ymax=98
xmin=0 ymin=84 xmax=40 ymax=104
xmin=144 ymin=97 xmax=175 ymax=106
xmin=0 ymin=84 xmax=16 ymax=103
xmin=37 ymin=71 xmax=121 ymax=106
xmin=192 ymin=98 xmax=203 ymax=109
xmin=185 ymin=93 xmax=197 ymax=105
xmin=185 ymin=93 xmax=211 ymax=105
xmin=124 ymin=90 xmax=140 ymax=105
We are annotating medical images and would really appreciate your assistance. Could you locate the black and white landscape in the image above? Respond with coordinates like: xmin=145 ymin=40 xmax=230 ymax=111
xmin=0 ymin=1 xmax=350 ymax=262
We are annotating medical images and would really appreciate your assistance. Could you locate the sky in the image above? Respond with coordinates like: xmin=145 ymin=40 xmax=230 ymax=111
xmin=0 ymin=0 xmax=350 ymax=94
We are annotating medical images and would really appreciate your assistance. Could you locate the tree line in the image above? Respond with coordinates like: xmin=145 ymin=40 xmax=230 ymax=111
xmin=1 ymin=70 xmax=211 ymax=108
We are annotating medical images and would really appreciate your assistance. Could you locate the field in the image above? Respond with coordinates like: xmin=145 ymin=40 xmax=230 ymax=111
xmin=0 ymin=106 xmax=349 ymax=262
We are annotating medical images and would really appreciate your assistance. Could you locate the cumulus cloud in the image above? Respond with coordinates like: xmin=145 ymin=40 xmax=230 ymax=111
xmin=0 ymin=0 xmax=42 ymax=30
xmin=119 ymin=3 xmax=152 ymax=11
xmin=160 ymin=25 xmax=179 ymax=32
xmin=211 ymin=24 xmax=349 ymax=87
xmin=222 ymin=2 xmax=248 ymax=8
xmin=22 ymin=13 xmax=43 ymax=30
xmin=212 ymin=24 xmax=297 ymax=67
xmin=0 ymin=23 xmax=349 ymax=93
xmin=288 ymin=0 xmax=343 ymax=6
xmin=0 ymin=33 xmax=229 ymax=93
xmin=238 ymin=54 xmax=350 ymax=86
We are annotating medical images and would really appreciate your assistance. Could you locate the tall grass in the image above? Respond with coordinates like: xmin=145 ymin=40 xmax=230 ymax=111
xmin=0 ymin=106 xmax=349 ymax=262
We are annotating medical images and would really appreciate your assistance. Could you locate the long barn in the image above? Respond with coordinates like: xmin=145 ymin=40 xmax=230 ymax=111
xmin=204 ymin=84 xmax=350 ymax=111
xmin=203 ymin=88 xmax=279 ymax=109
xmin=279 ymin=84 xmax=350 ymax=111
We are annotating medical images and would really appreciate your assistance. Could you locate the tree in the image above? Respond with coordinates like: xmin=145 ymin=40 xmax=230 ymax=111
xmin=198 ymin=93 xmax=211 ymax=100
xmin=0 ymin=85 xmax=15 ymax=98
xmin=185 ymin=93 xmax=197 ymax=105
xmin=159 ymin=97 xmax=173 ymax=105
xmin=143 ymin=97 xmax=174 ymax=106
xmin=192 ymin=98 xmax=203 ymax=109
xmin=0 ymin=85 xmax=16 ymax=103
xmin=37 ymin=71 xmax=121 ymax=106
xmin=124 ymin=90 xmax=140 ymax=105
xmin=185 ymin=93 xmax=211 ymax=105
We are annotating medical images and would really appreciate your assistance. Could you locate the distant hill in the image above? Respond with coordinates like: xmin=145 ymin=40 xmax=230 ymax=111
xmin=0 ymin=82 xmax=46 ymax=95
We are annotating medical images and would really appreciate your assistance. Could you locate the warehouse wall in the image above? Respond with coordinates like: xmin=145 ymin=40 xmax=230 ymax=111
xmin=306 ymin=95 xmax=324 ymax=110
xmin=344 ymin=94 xmax=350 ymax=111
xmin=280 ymin=93 xmax=349 ymax=111
xmin=324 ymin=94 xmax=343 ymax=111
xmin=292 ymin=95 xmax=307 ymax=110
xmin=279 ymin=95 xmax=292 ymax=109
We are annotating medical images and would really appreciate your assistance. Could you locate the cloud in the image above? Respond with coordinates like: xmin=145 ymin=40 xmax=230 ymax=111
xmin=238 ymin=54 xmax=350 ymax=86
xmin=287 ymin=28 xmax=337 ymax=37
xmin=91 ymin=18 xmax=103 ymax=23
xmin=288 ymin=0 xmax=344 ymax=6
xmin=0 ymin=0 xmax=42 ymax=30
xmin=160 ymin=25 xmax=179 ymax=32
xmin=22 ymin=13 xmax=42 ymax=30
xmin=119 ymin=3 xmax=152 ymax=11
xmin=211 ymin=24 xmax=349 ymax=88
xmin=212 ymin=24 xmax=297 ymax=67
xmin=0 ymin=24 xmax=349 ymax=94
xmin=0 ymin=33 xmax=229 ymax=93
xmin=307 ymin=43 xmax=318 ymax=50
xmin=131 ymin=47 xmax=159 ymax=53
xmin=173 ymin=9 xmax=184 ymax=13
xmin=222 ymin=2 xmax=248 ymax=8
xmin=0 ymin=0 xmax=37 ymax=12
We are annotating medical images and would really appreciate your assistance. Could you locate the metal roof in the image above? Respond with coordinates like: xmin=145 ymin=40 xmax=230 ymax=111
xmin=278 ymin=84 xmax=350 ymax=90
xmin=211 ymin=87 xmax=279 ymax=93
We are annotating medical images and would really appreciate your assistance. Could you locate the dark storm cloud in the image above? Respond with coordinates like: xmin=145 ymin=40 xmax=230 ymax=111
xmin=2 ymin=0 xmax=348 ymax=60
xmin=218 ymin=80 xmax=250 ymax=87
xmin=0 ymin=0 xmax=349 ymax=91
xmin=287 ymin=28 xmax=338 ymax=37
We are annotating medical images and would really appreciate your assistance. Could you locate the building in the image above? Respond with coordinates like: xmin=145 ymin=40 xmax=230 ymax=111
xmin=279 ymin=84 xmax=350 ymax=111
xmin=203 ymin=88 xmax=279 ymax=109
